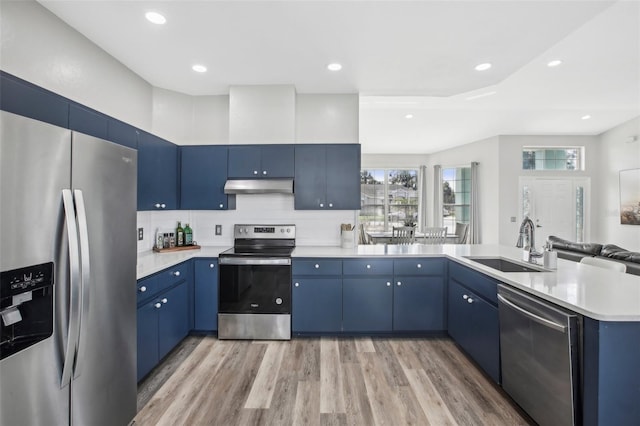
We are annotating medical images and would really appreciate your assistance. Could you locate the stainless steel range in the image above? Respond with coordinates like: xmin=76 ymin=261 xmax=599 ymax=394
xmin=218 ymin=224 xmax=295 ymax=340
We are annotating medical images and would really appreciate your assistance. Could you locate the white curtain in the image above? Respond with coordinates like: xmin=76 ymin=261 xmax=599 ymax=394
xmin=433 ymin=165 xmax=442 ymax=228
xmin=469 ymin=161 xmax=480 ymax=243
xmin=417 ymin=165 xmax=428 ymax=232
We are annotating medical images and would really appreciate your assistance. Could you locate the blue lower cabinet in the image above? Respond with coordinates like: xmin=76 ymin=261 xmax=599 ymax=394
xmin=343 ymin=278 xmax=393 ymax=332
xmin=136 ymin=301 xmax=160 ymax=382
xmin=194 ymin=259 xmax=218 ymax=331
xmin=292 ymin=278 xmax=342 ymax=333
xmin=448 ymin=279 xmax=500 ymax=383
xmin=393 ymin=277 xmax=445 ymax=331
xmin=158 ymin=283 xmax=190 ymax=359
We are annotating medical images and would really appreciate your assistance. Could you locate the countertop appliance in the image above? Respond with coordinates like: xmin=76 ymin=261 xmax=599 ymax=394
xmin=218 ymin=224 xmax=295 ymax=340
xmin=0 ymin=111 xmax=137 ymax=425
xmin=498 ymin=284 xmax=580 ymax=426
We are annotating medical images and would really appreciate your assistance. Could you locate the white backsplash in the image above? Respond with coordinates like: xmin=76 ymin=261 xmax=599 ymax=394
xmin=137 ymin=194 xmax=357 ymax=253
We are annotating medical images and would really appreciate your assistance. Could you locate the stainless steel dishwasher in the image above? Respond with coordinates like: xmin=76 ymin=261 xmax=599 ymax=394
xmin=497 ymin=285 xmax=580 ymax=426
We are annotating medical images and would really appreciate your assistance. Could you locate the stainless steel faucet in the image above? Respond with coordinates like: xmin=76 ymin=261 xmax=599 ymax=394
xmin=516 ymin=216 xmax=543 ymax=262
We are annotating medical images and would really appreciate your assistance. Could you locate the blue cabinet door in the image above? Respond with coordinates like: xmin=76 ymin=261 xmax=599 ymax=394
xmin=0 ymin=71 xmax=69 ymax=128
xmin=194 ymin=259 xmax=219 ymax=331
xmin=157 ymin=283 xmax=189 ymax=359
xmin=343 ymin=278 xmax=393 ymax=332
xmin=227 ymin=145 xmax=262 ymax=178
xmin=137 ymin=131 xmax=178 ymax=210
xmin=326 ymin=144 xmax=361 ymax=210
xmin=292 ymin=277 xmax=342 ymax=333
xmin=261 ymin=145 xmax=294 ymax=177
xmin=137 ymin=301 xmax=159 ymax=382
xmin=448 ymin=278 xmax=500 ymax=383
xmin=294 ymin=145 xmax=326 ymax=209
xmin=107 ymin=118 xmax=138 ymax=149
xmin=180 ymin=146 xmax=230 ymax=210
xmin=69 ymin=102 xmax=108 ymax=140
xmin=393 ymin=277 xmax=445 ymax=331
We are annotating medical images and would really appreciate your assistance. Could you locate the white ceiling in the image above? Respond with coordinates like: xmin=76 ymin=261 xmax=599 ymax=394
xmin=39 ymin=0 xmax=640 ymax=154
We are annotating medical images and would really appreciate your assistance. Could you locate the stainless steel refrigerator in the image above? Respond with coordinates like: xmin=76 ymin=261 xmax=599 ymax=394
xmin=0 ymin=111 xmax=137 ymax=425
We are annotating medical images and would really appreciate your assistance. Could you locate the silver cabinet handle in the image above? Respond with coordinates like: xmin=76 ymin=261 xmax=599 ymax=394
xmin=295 ymin=282 xmax=299 ymax=287
xmin=386 ymin=282 xmax=391 ymax=286
xmin=253 ymin=170 xmax=258 ymax=175
xmin=263 ymin=170 xmax=267 ymax=175
xmin=328 ymin=203 xmax=333 ymax=207
xmin=154 ymin=303 xmax=162 ymax=309
xmin=139 ymin=286 xmax=147 ymax=292
xmin=315 ymin=264 xmax=320 ymax=269
xmin=161 ymin=298 xmax=168 ymax=304
xmin=210 ymin=263 xmax=215 ymax=268
xmin=173 ymin=271 xmax=180 ymax=277
xmin=319 ymin=203 xmax=324 ymax=207
xmin=161 ymin=203 xmax=166 ymax=209
xmin=219 ymin=204 xmax=224 ymax=209
xmin=467 ymin=298 xmax=474 ymax=304
xmin=417 ymin=263 xmax=422 ymax=268
xmin=366 ymin=264 xmax=371 ymax=269
xmin=155 ymin=203 xmax=161 ymax=208
xmin=397 ymin=281 xmax=402 ymax=286
xmin=463 ymin=294 xmax=468 ymax=300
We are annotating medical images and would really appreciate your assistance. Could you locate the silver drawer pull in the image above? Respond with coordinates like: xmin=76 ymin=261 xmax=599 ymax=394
xmin=315 ymin=264 xmax=320 ymax=269
xmin=295 ymin=282 xmax=300 ymax=287
xmin=366 ymin=264 xmax=371 ymax=269
xmin=397 ymin=281 xmax=402 ymax=286
xmin=173 ymin=271 xmax=180 ymax=277
xmin=154 ymin=303 xmax=162 ymax=309
xmin=463 ymin=294 xmax=468 ymax=300
xmin=161 ymin=298 xmax=168 ymax=304
xmin=467 ymin=298 xmax=473 ymax=304
xmin=210 ymin=263 xmax=215 ymax=268
xmin=386 ymin=282 xmax=391 ymax=287
xmin=139 ymin=286 xmax=147 ymax=292
xmin=417 ymin=264 xmax=422 ymax=268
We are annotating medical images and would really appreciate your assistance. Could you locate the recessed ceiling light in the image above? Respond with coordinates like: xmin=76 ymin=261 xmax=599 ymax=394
xmin=547 ymin=59 xmax=563 ymax=67
xmin=474 ymin=63 xmax=492 ymax=71
xmin=581 ymin=115 xmax=591 ymax=120
xmin=327 ymin=63 xmax=342 ymax=71
xmin=405 ymin=114 xmax=414 ymax=119
xmin=145 ymin=11 xmax=166 ymax=25
xmin=192 ymin=64 xmax=207 ymax=73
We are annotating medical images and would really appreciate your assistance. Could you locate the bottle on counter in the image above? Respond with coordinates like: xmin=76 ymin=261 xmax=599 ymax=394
xmin=184 ymin=223 xmax=193 ymax=245
xmin=163 ymin=233 xmax=169 ymax=249
xmin=155 ymin=229 xmax=163 ymax=250
xmin=169 ymin=232 xmax=176 ymax=248
xmin=176 ymin=222 xmax=184 ymax=246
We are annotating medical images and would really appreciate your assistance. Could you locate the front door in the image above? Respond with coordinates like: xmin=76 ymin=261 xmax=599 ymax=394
xmin=519 ymin=177 xmax=590 ymax=244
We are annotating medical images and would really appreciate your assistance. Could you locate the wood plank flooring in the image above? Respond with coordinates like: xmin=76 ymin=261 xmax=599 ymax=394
xmin=135 ymin=336 xmax=532 ymax=426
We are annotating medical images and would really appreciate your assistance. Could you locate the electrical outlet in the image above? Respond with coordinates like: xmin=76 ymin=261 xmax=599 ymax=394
xmin=138 ymin=228 xmax=144 ymax=241
xmin=215 ymin=225 xmax=222 ymax=235
xmin=510 ymin=217 xmax=517 ymax=223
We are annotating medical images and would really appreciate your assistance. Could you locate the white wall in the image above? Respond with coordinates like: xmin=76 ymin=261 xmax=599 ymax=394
xmin=497 ymin=135 xmax=600 ymax=245
xmin=0 ymin=1 xmax=152 ymax=131
xmin=296 ymin=94 xmax=359 ymax=143
xmin=362 ymin=154 xmax=428 ymax=169
xmin=593 ymin=116 xmax=640 ymax=250
xmin=426 ymin=136 xmax=501 ymax=244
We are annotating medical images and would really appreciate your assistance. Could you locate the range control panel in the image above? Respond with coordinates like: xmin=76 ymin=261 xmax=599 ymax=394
xmin=1 ymin=262 xmax=54 ymax=300
xmin=234 ymin=224 xmax=296 ymax=239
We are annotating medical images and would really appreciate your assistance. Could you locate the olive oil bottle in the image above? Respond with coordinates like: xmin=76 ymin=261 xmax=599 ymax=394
xmin=176 ymin=222 xmax=184 ymax=246
xmin=184 ymin=223 xmax=193 ymax=245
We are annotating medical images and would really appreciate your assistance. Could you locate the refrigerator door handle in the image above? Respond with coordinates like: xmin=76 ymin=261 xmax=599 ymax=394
xmin=73 ymin=189 xmax=91 ymax=379
xmin=61 ymin=189 xmax=82 ymax=388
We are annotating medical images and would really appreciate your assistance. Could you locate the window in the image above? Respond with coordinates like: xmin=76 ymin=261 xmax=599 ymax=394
xmin=522 ymin=147 xmax=583 ymax=171
xmin=360 ymin=169 xmax=418 ymax=232
xmin=442 ymin=167 xmax=470 ymax=232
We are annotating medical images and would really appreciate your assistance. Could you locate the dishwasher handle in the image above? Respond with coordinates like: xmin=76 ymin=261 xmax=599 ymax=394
xmin=498 ymin=294 xmax=567 ymax=333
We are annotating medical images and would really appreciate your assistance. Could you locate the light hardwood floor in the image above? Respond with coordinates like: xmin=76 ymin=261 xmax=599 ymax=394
xmin=135 ymin=336 xmax=532 ymax=426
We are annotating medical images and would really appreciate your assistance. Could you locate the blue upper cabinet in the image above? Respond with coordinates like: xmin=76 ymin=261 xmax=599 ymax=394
xmin=0 ymin=71 xmax=69 ymax=128
xmin=107 ymin=118 xmax=139 ymax=149
xmin=69 ymin=102 xmax=108 ymax=140
xmin=180 ymin=145 xmax=234 ymax=210
xmin=228 ymin=145 xmax=294 ymax=178
xmin=137 ymin=131 xmax=178 ymax=210
xmin=294 ymin=144 xmax=361 ymax=210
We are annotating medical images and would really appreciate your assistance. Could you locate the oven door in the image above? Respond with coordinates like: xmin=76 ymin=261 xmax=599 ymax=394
xmin=218 ymin=257 xmax=291 ymax=314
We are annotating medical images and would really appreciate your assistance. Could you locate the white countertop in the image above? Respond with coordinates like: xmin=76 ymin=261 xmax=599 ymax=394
xmin=137 ymin=244 xmax=640 ymax=321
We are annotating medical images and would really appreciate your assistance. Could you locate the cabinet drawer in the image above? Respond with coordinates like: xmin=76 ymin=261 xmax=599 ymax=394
xmin=292 ymin=259 xmax=342 ymax=276
xmin=343 ymin=259 xmax=394 ymax=276
xmin=157 ymin=261 xmax=191 ymax=292
xmin=449 ymin=261 xmax=498 ymax=305
xmin=394 ymin=258 xmax=445 ymax=276
xmin=136 ymin=275 xmax=158 ymax=305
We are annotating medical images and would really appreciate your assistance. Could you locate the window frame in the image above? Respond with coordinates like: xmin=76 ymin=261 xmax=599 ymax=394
xmin=440 ymin=166 xmax=471 ymax=232
xmin=522 ymin=146 xmax=585 ymax=171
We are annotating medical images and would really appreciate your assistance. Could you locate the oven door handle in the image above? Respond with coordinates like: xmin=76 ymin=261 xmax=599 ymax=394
xmin=218 ymin=257 xmax=291 ymax=266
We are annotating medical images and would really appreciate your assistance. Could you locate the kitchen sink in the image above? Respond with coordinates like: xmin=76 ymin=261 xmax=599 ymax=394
xmin=463 ymin=256 xmax=548 ymax=273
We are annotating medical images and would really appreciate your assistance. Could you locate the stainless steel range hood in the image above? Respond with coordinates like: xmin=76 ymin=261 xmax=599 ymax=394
xmin=224 ymin=179 xmax=294 ymax=194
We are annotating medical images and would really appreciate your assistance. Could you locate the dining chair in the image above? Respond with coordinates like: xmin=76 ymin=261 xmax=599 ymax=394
xmin=422 ymin=227 xmax=447 ymax=244
xmin=454 ymin=222 xmax=469 ymax=244
xmin=579 ymin=256 xmax=627 ymax=273
xmin=391 ymin=226 xmax=415 ymax=244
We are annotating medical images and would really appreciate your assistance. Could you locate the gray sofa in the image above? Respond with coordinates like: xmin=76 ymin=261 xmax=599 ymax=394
xmin=547 ymin=235 xmax=640 ymax=276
